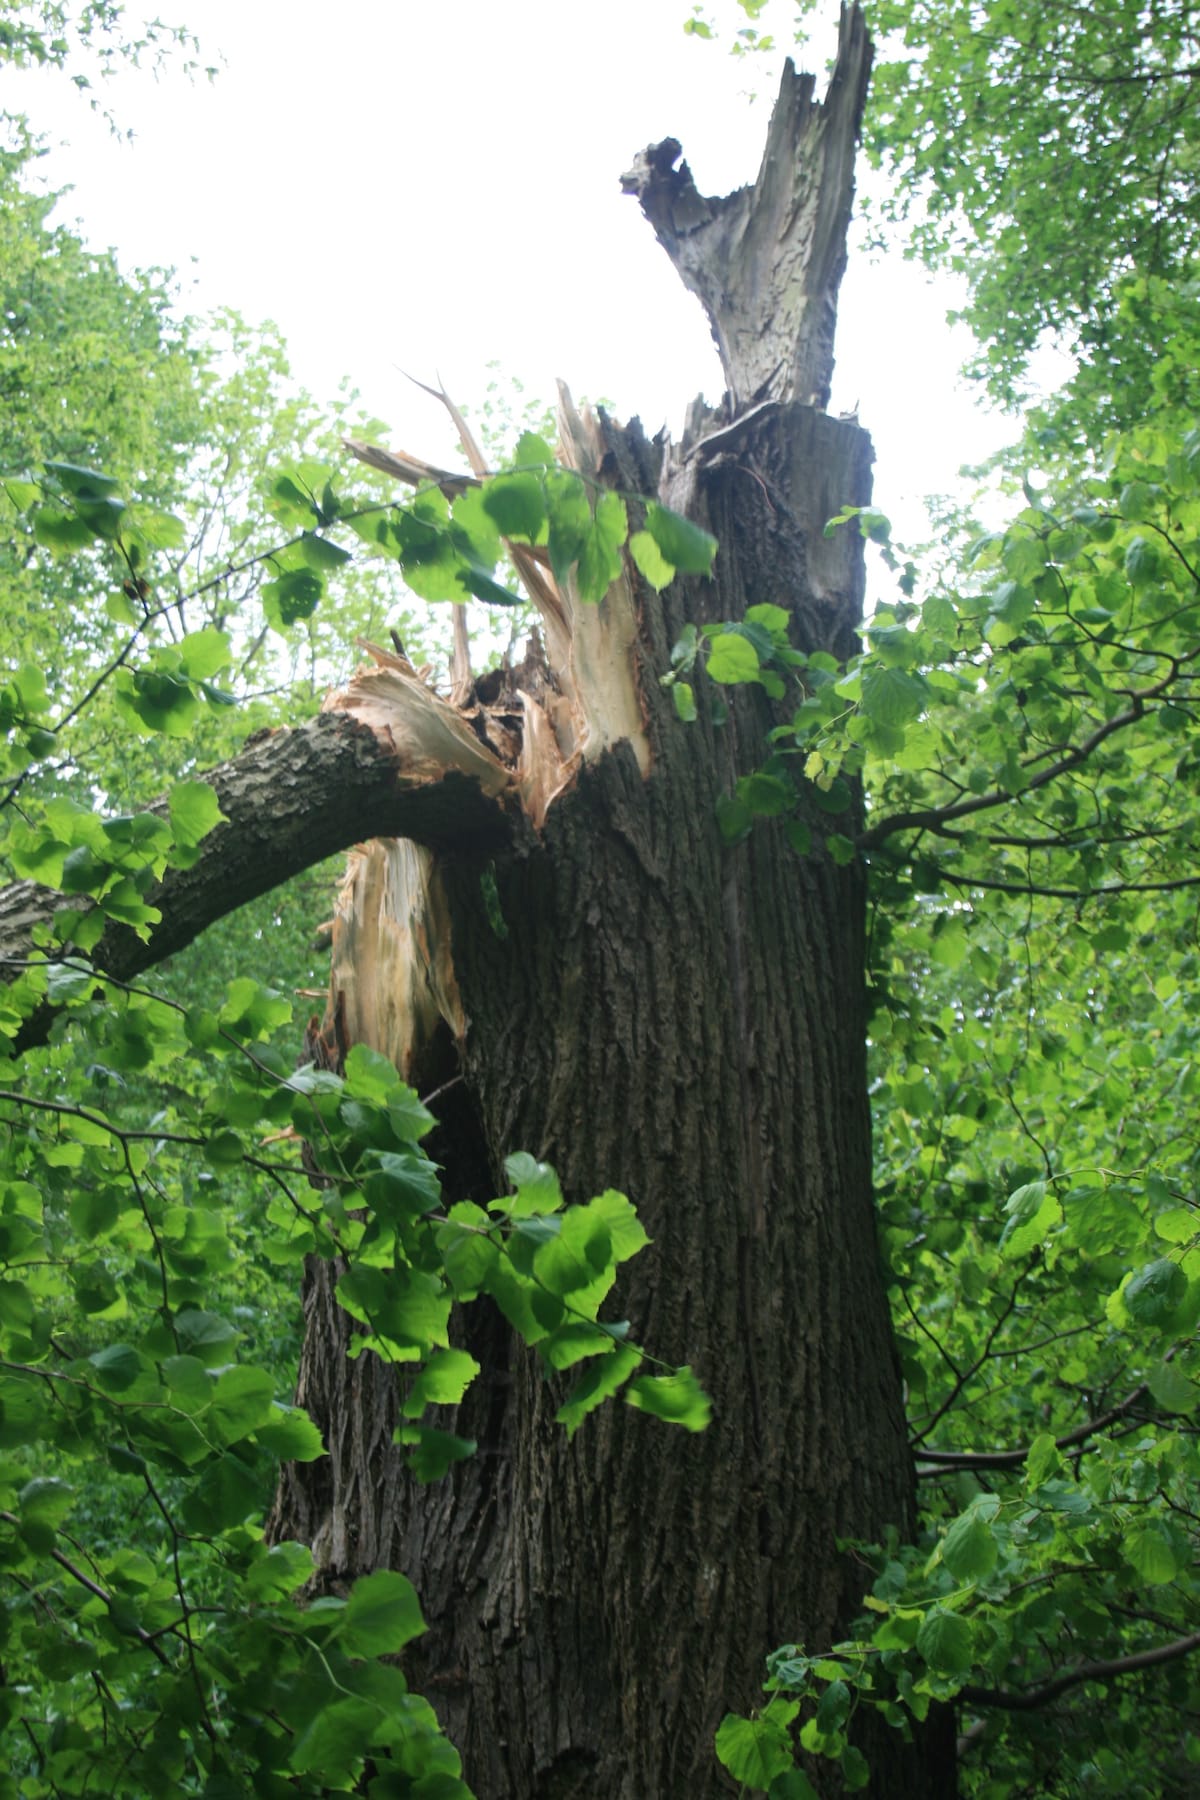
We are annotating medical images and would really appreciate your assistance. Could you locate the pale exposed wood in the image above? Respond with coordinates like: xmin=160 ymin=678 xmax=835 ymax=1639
xmin=398 ymin=374 xmax=486 ymax=709
xmin=547 ymin=386 xmax=651 ymax=778
xmin=326 ymin=643 xmax=511 ymax=798
xmin=342 ymin=383 xmax=651 ymax=801
xmin=328 ymin=838 xmax=464 ymax=1080
xmin=343 ymin=438 xmax=475 ymax=501
xmin=517 ymin=689 xmax=576 ymax=829
xmin=620 ymin=3 xmax=872 ymax=411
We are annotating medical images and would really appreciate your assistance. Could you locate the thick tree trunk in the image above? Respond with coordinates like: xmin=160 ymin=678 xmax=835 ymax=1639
xmin=271 ymin=14 xmax=955 ymax=1795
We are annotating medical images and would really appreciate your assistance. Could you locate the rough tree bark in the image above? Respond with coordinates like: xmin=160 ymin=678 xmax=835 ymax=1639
xmin=261 ymin=12 xmax=954 ymax=1797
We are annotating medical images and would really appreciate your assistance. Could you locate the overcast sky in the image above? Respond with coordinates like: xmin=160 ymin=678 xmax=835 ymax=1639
xmin=14 ymin=0 xmax=1020 ymax=543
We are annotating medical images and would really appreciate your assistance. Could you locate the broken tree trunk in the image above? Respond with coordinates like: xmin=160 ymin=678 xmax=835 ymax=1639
xmin=268 ymin=11 xmax=954 ymax=1796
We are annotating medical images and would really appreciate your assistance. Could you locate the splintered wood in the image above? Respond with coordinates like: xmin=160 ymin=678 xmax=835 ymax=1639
xmin=322 ymin=386 xmax=650 ymax=1074
xmin=327 ymin=838 xmax=463 ymax=1082
xmin=336 ymin=383 xmax=649 ymax=829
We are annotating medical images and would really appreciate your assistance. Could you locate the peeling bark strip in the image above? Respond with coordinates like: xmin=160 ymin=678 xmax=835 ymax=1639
xmin=275 ymin=10 xmax=952 ymax=1797
xmin=621 ymin=5 xmax=872 ymax=412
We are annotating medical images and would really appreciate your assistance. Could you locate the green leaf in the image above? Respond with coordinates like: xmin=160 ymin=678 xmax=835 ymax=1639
xmin=438 ymin=1202 xmax=500 ymax=1298
xmin=32 ymin=506 xmax=95 ymax=551
xmin=177 ymin=628 xmax=231 ymax=680
xmin=737 ymin=772 xmax=794 ymax=816
xmin=161 ymin=1355 xmax=213 ymax=1412
xmin=769 ymin=1774 xmax=819 ymax=1800
xmin=1025 ymin=1432 xmax=1064 ymax=1486
xmin=1124 ymin=1522 xmax=1180 ymax=1585
xmin=482 ymin=471 xmax=545 ymax=541
xmin=1 ymin=477 xmax=41 ymax=511
xmin=394 ymin=1423 xmax=478 ymax=1481
xmin=708 ymin=631 xmax=761 ymax=684
xmin=120 ymin=667 xmax=198 ymax=736
xmin=338 ymin=1266 xmax=452 ymax=1356
xmin=715 ymin=1707 xmax=797 ymax=1787
xmin=401 ymin=1348 xmax=482 ymax=1417
xmin=168 ymin=779 xmax=225 ymax=855
xmin=180 ymin=1453 xmax=265 ymax=1532
xmin=813 ymin=778 xmax=852 ymax=814
xmin=87 ymin=1343 xmax=145 ymax=1392
xmin=246 ymin=1539 xmax=315 ymax=1599
xmin=716 ymin=792 xmax=754 ymax=845
xmin=132 ymin=504 xmax=185 ymax=548
xmin=556 ymin=1342 xmax=642 ymax=1436
xmin=344 ymin=1041 xmax=402 ymax=1099
xmin=545 ymin=470 xmax=593 ymax=581
xmin=362 ymin=1149 xmax=442 ymax=1222
xmin=672 ymin=680 xmax=698 ymax=722
xmin=256 ymin=1406 xmax=326 ymax=1461
xmin=19 ymin=1476 xmax=74 ymax=1530
xmin=219 ymin=976 xmax=292 ymax=1039
xmin=45 ymin=459 xmax=121 ymax=498
xmin=339 ymin=1568 xmax=427 ymax=1656
xmin=540 ymin=1322 xmax=624 ymax=1370
xmin=860 ymin=664 xmax=928 ymax=727
xmin=534 ymin=1207 xmax=613 ymax=1296
xmin=587 ymin=1189 xmax=651 ymax=1262
xmin=629 ymin=528 xmax=676 ymax=590
xmin=514 ymin=430 xmax=556 ymax=469
xmin=387 ymin=1088 xmax=436 ymax=1143
xmin=999 ymin=1180 xmax=1062 ymax=1259
xmin=626 ymin=1365 xmax=711 ymax=1431
xmin=840 ymin=1746 xmax=871 ymax=1791
xmin=815 ymin=1680 xmax=850 ymax=1735
xmin=263 ymin=565 xmax=323 ymax=626
xmin=1146 ymin=1359 xmax=1196 ymax=1413
xmin=941 ymin=1506 xmax=998 ymax=1581
xmin=1124 ymin=535 xmax=1159 ymax=585
xmin=456 ymin=562 xmax=524 ymax=607
xmin=746 ymin=603 xmax=791 ymax=638
xmin=824 ymin=504 xmax=865 ymax=537
xmin=500 ymin=1152 xmax=564 ymax=1216
xmin=209 ymin=1365 xmax=275 ymax=1446
xmin=645 ymin=501 xmax=717 ymax=574
xmin=575 ymin=491 xmax=628 ymax=602
xmin=917 ymin=1608 xmax=974 ymax=1676
xmin=290 ymin=1698 xmax=382 ymax=1779
xmin=298 ymin=530 xmax=352 ymax=570
xmin=1124 ymin=1257 xmax=1187 ymax=1325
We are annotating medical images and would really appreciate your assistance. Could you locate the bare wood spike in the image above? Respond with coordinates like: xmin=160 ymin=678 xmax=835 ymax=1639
xmin=620 ymin=3 xmax=872 ymax=412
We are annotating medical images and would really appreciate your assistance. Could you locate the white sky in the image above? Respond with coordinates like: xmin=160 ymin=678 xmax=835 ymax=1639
xmin=13 ymin=0 xmax=1020 ymax=545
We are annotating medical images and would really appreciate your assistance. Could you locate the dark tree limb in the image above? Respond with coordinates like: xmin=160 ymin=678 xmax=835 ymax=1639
xmin=937 ymin=869 xmax=1200 ymax=900
xmin=961 ymin=1630 xmax=1200 ymax=1712
xmin=915 ymin=1381 xmax=1150 ymax=1475
xmin=1 ymin=707 xmax=514 ymax=1055
xmin=859 ymin=695 xmax=1149 ymax=851
xmin=621 ymin=4 xmax=872 ymax=411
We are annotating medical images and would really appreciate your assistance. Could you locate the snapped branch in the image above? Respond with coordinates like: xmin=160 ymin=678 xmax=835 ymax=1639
xmin=0 ymin=698 xmax=514 ymax=1057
